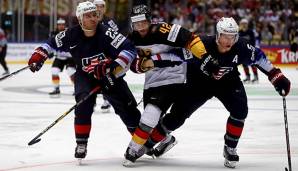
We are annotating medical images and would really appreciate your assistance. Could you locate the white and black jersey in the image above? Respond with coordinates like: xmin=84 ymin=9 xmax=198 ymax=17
xmin=129 ymin=23 xmax=196 ymax=89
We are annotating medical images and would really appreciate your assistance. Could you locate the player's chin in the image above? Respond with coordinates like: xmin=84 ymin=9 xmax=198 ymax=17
xmin=223 ymin=46 xmax=232 ymax=52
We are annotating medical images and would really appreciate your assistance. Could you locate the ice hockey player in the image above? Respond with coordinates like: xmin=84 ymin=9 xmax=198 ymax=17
xmin=27 ymin=1 xmax=141 ymax=163
xmin=48 ymin=18 xmax=76 ymax=97
xmin=122 ymin=4 xmax=208 ymax=166
xmin=93 ymin=0 xmax=120 ymax=112
xmin=93 ymin=0 xmax=119 ymax=32
xmin=145 ymin=17 xmax=291 ymax=168
xmin=239 ymin=18 xmax=259 ymax=83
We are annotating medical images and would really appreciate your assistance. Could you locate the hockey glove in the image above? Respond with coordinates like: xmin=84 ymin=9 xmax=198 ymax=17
xmin=93 ymin=59 xmax=119 ymax=92
xmin=82 ymin=58 xmax=100 ymax=74
xmin=28 ymin=47 xmax=49 ymax=72
xmin=100 ymin=73 xmax=116 ymax=92
xmin=200 ymin=55 xmax=220 ymax=78
xmin=130 ymin=55 xmax=152 ymax=73
xmin=93 ymin=59 xmax=113 ymax=80
xmin=268 ymin=68 xmax=291 ymax=96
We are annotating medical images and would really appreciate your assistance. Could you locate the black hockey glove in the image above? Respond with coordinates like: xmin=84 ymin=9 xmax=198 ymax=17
xmin=100 ymin=73 xmax=116 ymax=92
xmin=268 ymin=68 xmax=291 ymax=96
xmin=94 ymin=59 xmax=118 ymax=92
xmin=200 ymin=55 xmax=220 ymax=78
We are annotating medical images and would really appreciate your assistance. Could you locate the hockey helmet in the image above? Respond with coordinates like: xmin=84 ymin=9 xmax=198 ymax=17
xmin=57 ymin=18 xmax=66 ymax=25
xmin=130 ymin=4 xmax=151 ymax=23
xmin=76 ymin=1 xmax=98 ymax=21
xmin=216 ymin=17 xmax=239 ymax=43
xmin=93 ymin=0 xmax=105 ymax=5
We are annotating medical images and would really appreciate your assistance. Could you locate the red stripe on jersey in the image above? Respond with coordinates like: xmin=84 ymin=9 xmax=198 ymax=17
xmin=75 ymin=124 xmax=91 ymax=134
xmin=117 ymin=56 xmax=129 ymax=65
xmin=156 ymin=54 xmax=162 ymax=60
xmin=227 ymin=123 xmax=243 ymax=137
xmin=134 ymin=127 xmax=150 ymax=139
xmin=150 ymin=128 xmax=165 ymax=142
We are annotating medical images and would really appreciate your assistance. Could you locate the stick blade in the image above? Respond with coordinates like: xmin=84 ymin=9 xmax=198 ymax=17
xmin=28 ymin=138 xmax=41 ymax=146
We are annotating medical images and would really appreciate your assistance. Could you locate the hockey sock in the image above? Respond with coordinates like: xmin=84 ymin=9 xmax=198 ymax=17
xmin=252 ymin=66 xmax=258 ymax=76
xmin=129 ymin=123 xmax=152 ymax=152
xmin=52 ymin=75 xmax=60 ymax=87
xmin=150 ymin=124 xmax=167 ymax=143
xmin=74 ymin=114 xmax=91 ymax=144
xmin=225 ymin=116 xmax=245 ymax=148
xmin=70 ymin=74 xmax=75 ymax=84
xmin=243 ymin=67 xmax=250 ymax=77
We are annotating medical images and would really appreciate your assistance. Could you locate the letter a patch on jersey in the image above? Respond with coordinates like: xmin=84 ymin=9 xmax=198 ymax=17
xmin=232 ymin=55 xmax=238 ymax=63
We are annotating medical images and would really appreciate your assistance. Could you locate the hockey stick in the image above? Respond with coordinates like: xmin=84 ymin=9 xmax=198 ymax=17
xmin=28 ymin=86 xmax=101 ymax=146
xmin=0 ymin=65 xmax=31 ymax=81
xmin=282 ymin=96 xmax=292 ymax=171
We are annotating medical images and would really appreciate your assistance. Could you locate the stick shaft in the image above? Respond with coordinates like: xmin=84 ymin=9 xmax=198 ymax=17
xmin=283 ymin=96 xmax=292 ymax=171
xmin=0 ymin=65 xmax=31 ymax=81
xmin=28 ymin=86 xmax=100 ymax=145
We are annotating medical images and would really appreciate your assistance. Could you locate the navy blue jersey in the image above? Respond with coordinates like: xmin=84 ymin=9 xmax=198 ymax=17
xmin=41 ymin=24 xmax=136 ymax=74
xmin=188 ymin=35 xmax=274 ymax=81
xmin=101 ymin=15 xmax=119 ymax=32
xmin=239 ymin=29 xmax=255 ymax=46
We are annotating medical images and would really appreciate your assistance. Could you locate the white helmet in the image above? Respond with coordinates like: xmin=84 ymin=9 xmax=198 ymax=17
xmin=216 ymin=17 xmax=239 ymax=43
xmin=76 ymin=1 xmax=97 ymax=21
xmin=93 ymin=0 xmax=105 ymax=5
xmin=57 ymin=18 xmax=66 ymax=25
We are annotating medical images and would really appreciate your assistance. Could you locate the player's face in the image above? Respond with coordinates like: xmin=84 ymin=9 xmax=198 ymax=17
xmin=57 ymin=24 xmax=65 ymax=32
xmin=95 ymin=4 xmax=105 ymax=21
xmin=82 ymin=11 xmax=99 ymax=30
xmin=240 ymin=23 xmax=248 ymax=31
xmin=132 ymin=20 xmax=150 ymax=37
xmin=217 ymin=33 xmax=237 ymax=53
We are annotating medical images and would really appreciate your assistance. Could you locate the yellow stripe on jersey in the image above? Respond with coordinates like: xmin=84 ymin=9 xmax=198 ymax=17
xmin=132 ymin=134 xmax=147 ymax=145
xmin=187 ymin=35 xmax=207 ymax=59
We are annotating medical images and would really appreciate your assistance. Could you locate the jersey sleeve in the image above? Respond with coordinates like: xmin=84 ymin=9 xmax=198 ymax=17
xmin=155 ymin=23 xmax=207 ymax=59
xmin=39 ymin=29 xmax=72 ymax=55
xmin=102 ymin=26 xmax=137 ymax=76
xmin=238 ymin=38 xmax=274 ymax=75
xmin=253 ymin=47 xmax=274 ymax=74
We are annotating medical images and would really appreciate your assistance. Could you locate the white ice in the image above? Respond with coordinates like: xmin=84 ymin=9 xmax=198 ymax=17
xmin=0 ymin=64 xmax=297 ymax=171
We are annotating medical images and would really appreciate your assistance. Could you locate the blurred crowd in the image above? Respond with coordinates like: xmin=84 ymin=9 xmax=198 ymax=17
xmin=150 ymin=0 xmax=298 ymax=46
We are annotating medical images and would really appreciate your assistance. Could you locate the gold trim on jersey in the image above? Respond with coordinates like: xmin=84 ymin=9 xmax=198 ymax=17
xmin=187 ymin=35 xmax=207 ymax=59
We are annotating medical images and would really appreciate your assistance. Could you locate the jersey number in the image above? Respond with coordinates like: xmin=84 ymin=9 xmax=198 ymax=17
xmin=159 ymin=24 xmax=172 ymax=33
xmin=105 ymin=28 xmax=118 ymax=39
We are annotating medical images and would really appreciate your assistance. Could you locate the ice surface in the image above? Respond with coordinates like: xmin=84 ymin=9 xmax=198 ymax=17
xmin=0 ymin=64 xmax=297 ymax=171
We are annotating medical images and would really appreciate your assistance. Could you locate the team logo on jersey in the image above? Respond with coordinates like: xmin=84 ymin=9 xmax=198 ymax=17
xmin=55 ymin=31 xmax=66 ymax=47
xmin=212 ymin=67 xmax=233 ymax=80
xmin=81 ymin=53 xmax=106 ymax=67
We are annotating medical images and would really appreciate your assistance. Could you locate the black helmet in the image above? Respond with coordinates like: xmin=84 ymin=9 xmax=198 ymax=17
xmin=130 ymin=4 xmax=151 ymax=23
